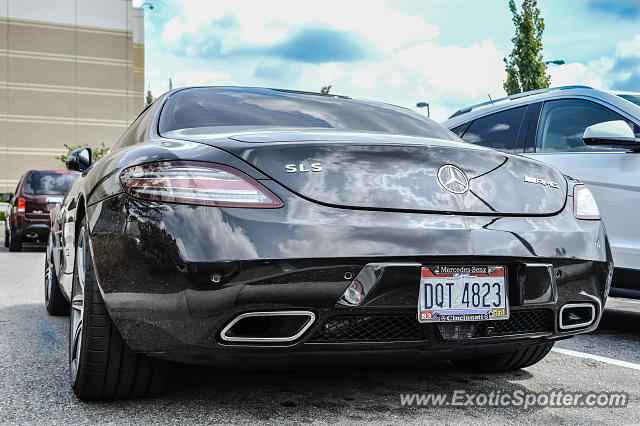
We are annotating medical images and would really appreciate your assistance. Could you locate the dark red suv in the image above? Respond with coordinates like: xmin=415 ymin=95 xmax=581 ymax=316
xmin=4 ymin=170 xmax=79 ymax=252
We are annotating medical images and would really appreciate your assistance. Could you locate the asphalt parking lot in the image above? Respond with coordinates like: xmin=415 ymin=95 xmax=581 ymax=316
xmin=0 ymin=243 xmax=638 ymax=425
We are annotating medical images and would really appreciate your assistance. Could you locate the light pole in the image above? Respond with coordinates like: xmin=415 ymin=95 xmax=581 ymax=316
xmin=544 ymin=59 xmax=565 ymax=65
xmin=416 ymin=102 xmax=430 ymax=118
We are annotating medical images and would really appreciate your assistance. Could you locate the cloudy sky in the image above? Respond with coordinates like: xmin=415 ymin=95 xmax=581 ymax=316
xmin=134 ymin=0 xmax=640 ymax=121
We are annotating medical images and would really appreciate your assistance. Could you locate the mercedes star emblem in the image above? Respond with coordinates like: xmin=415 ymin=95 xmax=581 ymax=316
xmin=437 ymin=164 xmax=469 ymax=194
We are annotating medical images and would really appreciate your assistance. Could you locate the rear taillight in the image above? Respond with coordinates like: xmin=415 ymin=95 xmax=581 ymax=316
xmin=573 ymin=185 xmax=600 ymax=220
xmin=120 ymin=161 xmax=283 ymax=208
xmin=16 ymin=197 xmax=26 ymax=213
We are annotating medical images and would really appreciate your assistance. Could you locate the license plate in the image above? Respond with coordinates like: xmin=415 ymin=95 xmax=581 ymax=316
xmin=418 ymin=265 xmax=509 ymax=323
xmin=46 ymin=196 xmax=64 ymax=205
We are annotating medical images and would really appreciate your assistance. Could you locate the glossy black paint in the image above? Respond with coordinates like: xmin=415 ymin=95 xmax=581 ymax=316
xmin=49 ymin=87 xmax=613 ymax=367
xmin=164 ymin=129 xmax=568 ymax=216
xmin=66 ymin=147 xmax=92 ymax=173
xmin=159 ymin=87 xmax=456 ymax=140
xmin=81 ymin=176 xmax=611 ymax=363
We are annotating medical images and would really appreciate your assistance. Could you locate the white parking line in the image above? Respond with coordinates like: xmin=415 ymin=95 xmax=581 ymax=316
xmin=552 ymin=347 xmax=640 ymax=371
xmin=607 ymin=297 xmax=640 ymax=306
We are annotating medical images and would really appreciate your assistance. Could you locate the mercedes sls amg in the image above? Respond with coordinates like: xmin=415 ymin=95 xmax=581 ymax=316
xmin=44 ymin=87 xmax=613 ymax=400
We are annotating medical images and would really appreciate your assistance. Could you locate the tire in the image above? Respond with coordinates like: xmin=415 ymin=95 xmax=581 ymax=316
xmin=3 ymin=227 xmax=8 ymax=248
xmin=44 ymin=236 xmax=69 ymax=315
xmin=69 ymin=223 xmax=167 ymax=401
xmin=8 ymin=229 xmax=22 ymax=252
xmin=452 ymin=342 xmax=554 ymax=372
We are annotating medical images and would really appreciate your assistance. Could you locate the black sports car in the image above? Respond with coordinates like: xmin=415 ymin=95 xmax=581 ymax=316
xmin=45 ymin=87 xmax=613 ymax=401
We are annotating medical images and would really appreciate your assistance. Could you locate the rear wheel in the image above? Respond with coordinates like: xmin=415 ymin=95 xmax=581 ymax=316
xmin=8 ymin=229 xmax=21 ymax=252
xmin=44 ymin=236 xmax=69 ymax=315
xmin=3 ymin=227 xmax=8 ymax=248
xmin=452 ymin=342 xmax=554 ymax=372
xmin=70 ymin=223 xmax=167 ymax=401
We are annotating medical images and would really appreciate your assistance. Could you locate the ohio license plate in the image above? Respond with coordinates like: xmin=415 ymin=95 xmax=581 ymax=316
xmin=46 ymin=196 xmax=64 ymax=206
xmin=418 ymin=265 xmax=509 ymax=323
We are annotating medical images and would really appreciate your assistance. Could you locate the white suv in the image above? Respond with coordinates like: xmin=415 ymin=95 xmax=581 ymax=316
xmin=443 ymin=86 xmax=640 ymax=298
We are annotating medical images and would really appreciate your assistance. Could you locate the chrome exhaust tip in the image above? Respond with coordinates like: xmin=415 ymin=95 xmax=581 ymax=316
xmin=559 ymin=303 xmax=596 ymax=330
xmin=220 ymin=311 xmax=316 ymax=343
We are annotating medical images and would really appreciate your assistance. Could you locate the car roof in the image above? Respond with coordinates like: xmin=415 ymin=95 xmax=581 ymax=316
xmin=443 ymin=86 xmax=640 ymax=128
xmin=164 ymin=85 xmax=352 ymax=100
xmin=23 ymin=170 xmax=79 ymax=175
xmin=161 ymin=85 xmax=432 ymax=118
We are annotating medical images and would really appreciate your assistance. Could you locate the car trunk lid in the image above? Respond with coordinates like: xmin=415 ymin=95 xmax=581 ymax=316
xmin=24 ymin=194 xmax=58 ymax=219
xmin=171 ymin=130 xmax=568 ymax=215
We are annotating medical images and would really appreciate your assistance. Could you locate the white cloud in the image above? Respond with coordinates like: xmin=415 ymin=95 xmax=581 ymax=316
xmin=549 ymin=34 xmax=640 ymax=91
xmin=161 ymin=17 xmax=187 ymax=43
xmin=286 ymin=39 xmax=507 ymax=120
xmin=161 ymin=0 xmax=439 ymax=51
xmin=172 ymin=71 xmax=234 ymax=87
xmin=615 ymin=34 xmax=640 ymax=57
xmin=548 ymin=59 xmax=612 ymax=89
xmin=142 ymin=0 xmax=640 ymax=127
xmin=396 ymin=40 xmax=506 ymax=99
xmin=147 ymin=0 xmax=510 ymax=121
xmin=548 ymin=62 xmax=589 ymax=86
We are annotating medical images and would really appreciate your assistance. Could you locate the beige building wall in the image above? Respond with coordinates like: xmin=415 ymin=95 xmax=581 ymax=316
xmin=0 ymin=0 xmax=144 ymax=192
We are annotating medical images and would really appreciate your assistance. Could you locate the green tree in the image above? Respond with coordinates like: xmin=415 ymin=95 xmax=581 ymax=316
xmin=503 ymin=0 xmax=550 ymax=95
xmin=56 ymin=142 xmax=110 ymax=165
xmin=320 ymin=85 xmax=332 ymax=94
xmin=145 ymin=86 xmax=153 ymax=107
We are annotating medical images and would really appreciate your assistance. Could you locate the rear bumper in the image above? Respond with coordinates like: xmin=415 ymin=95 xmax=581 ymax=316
xmin=86 ymin=194 xmax=613 ymax=365
xmin=94 ymin=257 xmax=609 ymax=366
xmin=12 ymin=217 xmax=49 ymax=243
xmin=151 ymin=334 xmax=569 ymax=369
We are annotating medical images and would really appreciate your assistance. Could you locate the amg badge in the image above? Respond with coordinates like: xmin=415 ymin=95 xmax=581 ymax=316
xmin=524 ymin=176 xmax=559 ymax=189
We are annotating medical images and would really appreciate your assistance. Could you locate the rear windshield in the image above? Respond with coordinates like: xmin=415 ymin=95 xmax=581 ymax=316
xmin=617 ymin=94 xmax=640 ymax=108
xmin=25 ymin=172 xmax=79 ymax=195
xmin=159 ymin=87 xmax=457 ymax=140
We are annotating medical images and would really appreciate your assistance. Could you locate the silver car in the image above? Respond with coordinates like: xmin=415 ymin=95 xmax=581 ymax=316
xmin=443 ymin=86 xmax=640 ymax=298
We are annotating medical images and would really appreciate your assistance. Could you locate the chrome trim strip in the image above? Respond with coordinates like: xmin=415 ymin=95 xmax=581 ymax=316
xmin=559 ymin=303 xmax=596 ymax=330
xmin=220 ymin=310 xmax=316 ymax=343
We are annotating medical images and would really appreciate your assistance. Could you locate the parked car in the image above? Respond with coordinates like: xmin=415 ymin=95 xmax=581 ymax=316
xmin=45 ymin=87 xmax=611 ymax=401
xmin=4 ymin=170 xmax=79 ymax=251
xmin=443 ymin=85 xmax=640 ymax=299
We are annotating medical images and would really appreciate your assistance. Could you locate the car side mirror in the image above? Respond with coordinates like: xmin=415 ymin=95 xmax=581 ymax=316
xmin=583 ymin=120 xmax=640 ymax=150
xmin=66 ymin=147 xmax=92 ymax=172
